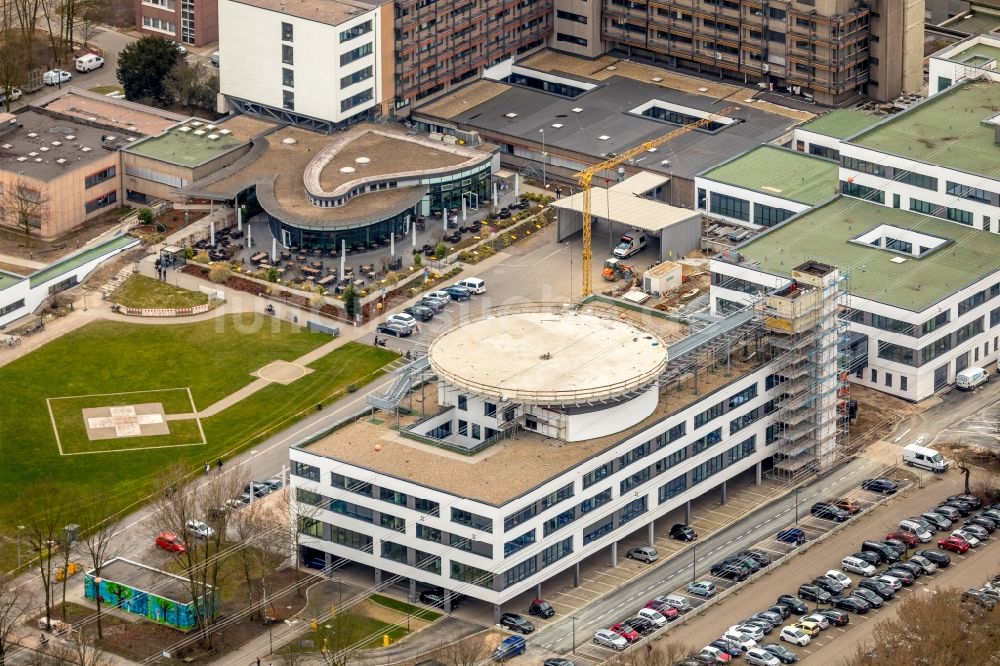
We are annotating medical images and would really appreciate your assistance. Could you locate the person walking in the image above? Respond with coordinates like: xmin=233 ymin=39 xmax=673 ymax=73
xmin=204 ymin=462 xmax=210 ymax=475
xmin=216 ymin=458 xmax=223 ymax=471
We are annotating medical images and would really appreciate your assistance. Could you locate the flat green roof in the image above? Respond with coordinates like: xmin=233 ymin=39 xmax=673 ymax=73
xmin=0 ymin=270 xmax=23 ymax=292
xmin=850 ymin=81 xmax=1000 ymax=179
xmin=126 ymin=122 xmax=245 ymax=167
xmin=797 ymin=109 xmax=881 ymax=139
xmin=30 ymin=235 xmax=138 ymax=288
xmin=952 ymin=11 xmax=1000 ymax=36
xmin=736 ymin=196 xmax=1000 ymax=311
xmin=949 ymin=42 xmax=1000 ymax=66
xmin=700 ymin=145 xmax=838 ymax=206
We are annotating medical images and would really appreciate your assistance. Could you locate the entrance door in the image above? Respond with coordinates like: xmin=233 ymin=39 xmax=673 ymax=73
xmin=934 ymin=363 xmax=949 ymax=391
xmin=955 ymin=351 xmax=969 ymax=373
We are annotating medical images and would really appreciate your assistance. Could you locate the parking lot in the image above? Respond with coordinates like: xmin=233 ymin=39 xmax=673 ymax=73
xmin=649 ymin=470 xmax=995 ymax=663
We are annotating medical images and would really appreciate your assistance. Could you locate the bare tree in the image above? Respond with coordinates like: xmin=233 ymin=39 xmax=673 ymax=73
xmin=152 ymin=464 xmax=249 ymax=646
xmin=77 ymin=494 xmax=125 ymax=640
xmin=314 ymin=614 xmax=366 ymax=666
xmin=229 ymin=498 xmax=285 ymax=620
xmin=43 ymin=628 xmax=115 ymax=666
xmin=0 ymin=571 xmax=30 ymax=666
xmin=23 ymin=490 xmax=69 ymax=632
xmin=951 ymin=442 xmax=974 ymax=495
xmin=0 ymin=3 xmax=28 ymax=113
xmin=431 ymin=633 xmax=490 ymax=666
xmin=74 ymin=0 xmax=99 ymax=48
xmin=12 ymin=0 xmax=43 ymax=73
xmin=0 ymin=178 xmax=47 ymax=250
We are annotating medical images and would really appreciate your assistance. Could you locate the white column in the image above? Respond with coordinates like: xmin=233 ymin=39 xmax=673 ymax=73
xmin=404 ymin=214 xmax=410 ymax=235
xmin=412 ymin=219 xmax=417 ymax=248
xmin=271 ymin=237 xmax=277 ymax=262
xmin=514 ymin=174 xmax=520 ymax=198
xmin=390 ymin=232 xmax=395 ymax=258
xmin=236 ymin=203 xmax=242 ymax=232
xmin=246 ymin=221 xmax=252 ymax=249
xmin=210 ymin=219 xmax=215 ymax=247
xmin=461 ymin=196 xmax=467 ymax=222
xmin=442 ymin=209 xmax=447 ymax=231
xmin=492 ymin=182 xmax=498 ymax=208
xmin=340 ymin=239 xmax=346 ymax=277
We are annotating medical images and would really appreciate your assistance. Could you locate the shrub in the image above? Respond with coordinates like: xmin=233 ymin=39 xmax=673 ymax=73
xmin=137 ymin=208 xmax=154 ymax=224
xmin=413 ymin=253 xmax=422 ymax=267
xmin=208 ymin=264 xmax=232 ymax=284
xmin=434 ymin=243 xmax=447 ymax=259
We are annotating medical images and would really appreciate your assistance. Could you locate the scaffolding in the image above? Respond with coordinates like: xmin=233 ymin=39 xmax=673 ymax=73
xmin=760 ymin=260 xmax=851 ymax=480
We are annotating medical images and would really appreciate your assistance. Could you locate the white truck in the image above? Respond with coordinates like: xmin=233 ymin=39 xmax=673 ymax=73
xmin=902 ymin=443 xmax=949 ymax=473
xmin=613 ymin=230 xmax=647 ymax=258
xmin=74 ymin=54 xmax=104 ymax=72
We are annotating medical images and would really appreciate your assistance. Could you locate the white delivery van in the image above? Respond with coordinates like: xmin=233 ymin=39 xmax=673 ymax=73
xmin=902 ymin=443 xmax=949 ymax=472
xmin=74 ymin=54 xmax=104 ymax=72
xmin=613 ymin=230 xmax=647 ymax=258
xmin=455 ymin=277 xmax=485 ymax=294
xmin=956 ymin=366 xmax=989 ymax=390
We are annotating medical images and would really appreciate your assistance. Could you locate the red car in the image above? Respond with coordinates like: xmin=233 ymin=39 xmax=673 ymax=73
xmin=155 ymin=532 xmax=187 ymax=554
xmin=610 ymin=623 xmax=640 ymax=643
xmin=886 ymin=531 xmax=918 ymax=547
xmin=938 ymin=535 xmax=970 ymax=554
xmin=643 ymin=600 xmax=680 ymax=620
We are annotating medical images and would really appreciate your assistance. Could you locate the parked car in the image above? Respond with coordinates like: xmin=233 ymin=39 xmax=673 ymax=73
xmin=981 ymin=509 xmax=1000 ymax=523
xmin=943 ymin=499 xmax=975 ymax=516
xmin=962 ymin=522 xmax=991 ymax=539
xmin=155 ymin=532 xmax=186 ymax=553
xmin=260 ymin=476 xmax=284 ymax=492
xmin=857 ymin=579 xmax=895 ymax=600
xmin=885 ymin=531 xmax=918 ymax=548
xmin=922 ymin=511 xmax=953 ymax=530
xmin=775 ymin=596 xmax=808 ymax=615
xmin=709 ymin=638 xmax=743 ymax=657
xmin=816 ymin=604 xmax=852 ymax=620
xmin=811 ymin=502 xmax=849 ymax=522
xmin=721 ymin=630 xmax=757 ymax=651
xmin=492 ymin=635 xmax=526 ymax=662
xmin=499 ymin=613 xmax=534 ymax=634
xmin=593 ymin=629 xmax=627 ymax=650
xmin=377 ymin=321 xmax=412 ymax=337
xmin=738 ymin=549 xmax=774 ymax=567
xmin=861 ymin=478 xmax=899 ymax=494
xmin=778 ymin=626 xmax=810 ymax=646
xmin=699 ymin=646 xmax=731 ymax=664
xmin=627 ymin=546 xmax=659 ymax=563
xmin=825 ymin=570 xmax=853 ymax=588
xmin=688 ymin=580 xmax=717 ymax=597
xmin=621 ymin=617 xmax=654 ymax=636
xmin=834 ymin=497 xmax=863 ymax=514
xmin=916 ymin=548 xmax=952 ymax=567
xmin=419 ymin=589 xmax=463 ymax=608
xmin=444 ymin=285 xmax=472 ymax=301
xmin=811 ymin=576 xmax=844 ymax=595
xmin=724 ymin=555 xmax=763 ymax=573
xmin=42 ymin=69 xmax=72 ymax=85
xmin=907 ymin=554 xmax=938 ymax=575
xmin=425 ymin=290 xmax=452 ymax=302
xmin=418 ymin=296 xmax=448 ymax=312
xmin=636 ymin=607 xmax=668 ymax=627
xmin=542 ymin=660 xmax=574 ymax=666
xmin=745 ymin=647 xmax=780 ymax=666
xmin=788 ymin=621 xmax=820 ymax=637
xmin=528 ymin=599 xmax=555 ymax=618
xmin=671 ymin=523 xmax=698 ymax=541
xmin=657 ymin=594 xmax=691 ymax=613
xmin=884 ymin=568 xmax=916 ymax=585
xmin=644 ymin=599 xmax=679 ymax=619
xmin=737 ymin=620 xmax=771 ymax=636
xmin=403 ymin=305 xmax=435 ymax=322
xmin=947 ymin=494 xmax=982 ymax=509
xmin=831 ymin=595 xmax=870 ymax=614
xmin=0 ymin=87 xmax=22 ymax=103
xmin=766 ymin=604 xmax=792 ymax=620
xmin=851 ymin=550 xmax=882 ymax=567
xmin=455 ymin=277 xmax=486 ymax=294
xmin=760 ymin=643 xmax=798 ymax=663
xmin=797 ymin=584 xmax=831 ymax=604
xmin=776 ymin=528 xmax=806 ymax=545
xmin=841 ymin=556 xmax=876 ymax=577
xmin=933 ymin=505 xmax=962 ymax=521
xmin=889 ymin=561 xmax=923 ymax=579
xmin=388 ymin=312 xmax=417 ymax=329
xmin=800 ymin=614 xmax=830 ymax=630
xmin=711 ymin=563 xmax=750 ymax=581
xmin=185 ymin=519 xmax=215 ymax=539
xmin=875 ymin=574 xmax=902 ymax=590
xmin=951 ymin=529 xmax=980 ymax=547
xmin=850 ymin=587 xmax=884 ymax=608
xmin=609 ymin=623 xmax=640 ymax=643
xmin=882 ymin=539 xmax=909 ymax=556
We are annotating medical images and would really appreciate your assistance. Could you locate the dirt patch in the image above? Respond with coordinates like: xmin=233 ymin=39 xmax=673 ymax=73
xmin=0 ymin=208 xmax=129 ymax=262
xmin=353 ymin=599 xmax=431 ymax=631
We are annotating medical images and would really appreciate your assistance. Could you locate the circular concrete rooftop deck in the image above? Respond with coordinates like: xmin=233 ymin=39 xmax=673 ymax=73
xmin=428 ymin=305 xmax=667 ymax=405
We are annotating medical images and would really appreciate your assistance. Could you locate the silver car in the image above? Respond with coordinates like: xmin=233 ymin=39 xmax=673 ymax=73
xmin=593 ymin=629 xmax=627 ymax=650
xmin=627 ymin=546 xmax=659 ymax=563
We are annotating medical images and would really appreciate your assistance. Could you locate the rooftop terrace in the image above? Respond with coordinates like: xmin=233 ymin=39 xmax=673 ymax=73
xmin=797 ymin=108 xmax=882 ymax=139
xmin=735 ymin=196 xmax=1000 ymax=311
xmin=126 ymin=119 xmax=246 ymax=167
xmin=34 ymin=88 xmax=186 ymax=136
xmin=699 ymin=145 xmax=839 ymax=206
xmin=304 ymin=305 xmax=766 ymax=505
xmin=849 ymin=80 xmax=1000 ymax=179
xmin=947 ymin=41 xmax=1000 ymax=65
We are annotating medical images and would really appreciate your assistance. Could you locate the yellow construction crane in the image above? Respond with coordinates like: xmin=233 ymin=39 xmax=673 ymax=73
xmin=575 ymin=106 xmax=738 ymax=297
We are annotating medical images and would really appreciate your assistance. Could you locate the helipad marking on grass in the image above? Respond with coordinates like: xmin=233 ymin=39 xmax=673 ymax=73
xmin=253 ymin=360 xmax=312 ymax=384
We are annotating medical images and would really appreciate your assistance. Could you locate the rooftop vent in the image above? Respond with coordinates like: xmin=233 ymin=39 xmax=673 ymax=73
xmin=551 ymin=123 xmax=563 ymax=128
xmin=27 ymin=132 xmax=37 ymax=138
xmin=697 ymin=87 xmax=709 ymax=93
xmin=66 ymin=135 xmax=75 ymax=140
xmin=205 ymin=124 xmax=217 ymax=130
xmin=193 ymin=129 xmax=206 ymax=136
xmin=339 ymin=166 xmax=356 ymax=174
xmin=890 ymin=256 xmax=907 ymax=264
xmin=81 ymin=146 xmax=91 ymax=152
xmin=651 ymin=76 xmax=662 ymax=82
xmin=355 ymin=156 xmax=370 ymax=165
xmin=28 ymin=152 xmax=38 ymax=157
xmin=56 ymin=158 xmax=67 ymax=164
xmin=39 ymin=146 xmax=48 ymax=152
xmin=282 ymin=137 xmax=296 ymax=145
xmin=190 ymin=121 xmax=203 ymax=127
xmin=16 ymin=156 xmax=26 ymax=161
xmin=34 ymin=157 xmax=42 ymax=162
xmin=1 ymin=144 xmax=10 ymax=149
xmin=207 ymin=134 xmax=220 ymax=140
xmin=105 ymin=135 xmax=116 ymax=141
xmin=218 ymin=128 xmax=232 ymax=135
xmin=127 ymin=126 xmax=137 ymax=131
xmin=178 ymin=126 xmax=192 ymax=132
xmin=504 ymin=112 xmax=518 ymax=118
xmin=606 ymin=65 xmax=617 ymax=71
xmin=51 ymin=141 xmax=61 ymax=146
xmin=571 ymin=107 xmax=583 ymax=113
xmin=598 ymin=135 xmax=610 ymax=141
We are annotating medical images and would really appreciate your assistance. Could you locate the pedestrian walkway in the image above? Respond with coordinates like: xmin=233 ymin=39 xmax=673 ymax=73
xmin=0 ymin=251 xmax=46 ymax=270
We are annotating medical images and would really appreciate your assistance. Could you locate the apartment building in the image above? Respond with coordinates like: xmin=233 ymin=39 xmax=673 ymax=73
xmin=135 ymin=0 xmax=219 ymax=47
xmin=219 ymin=0 xmax=394 ymax=130
xmin=393 ymin=0 xmax=553 ymax=112
xmin=596 ymin=0 xmax=923 ymax=105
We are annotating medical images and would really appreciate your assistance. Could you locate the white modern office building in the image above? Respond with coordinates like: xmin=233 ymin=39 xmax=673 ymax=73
xmin=927 ymin=34 xmax=1000 ymax=96
xmin=218 ymin=0 xmax=394 ymax=131
xmin=289 ymin=297 xmax=846 ymax=614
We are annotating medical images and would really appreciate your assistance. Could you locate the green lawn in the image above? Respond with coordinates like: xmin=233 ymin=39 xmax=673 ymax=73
xmin=369 ymin=594 xmax=442 ymax=622
xmin=0 ymin=315 xmax=395 ymax=546
xmin=286 ymin=613 xmax=409 ymax=653
xmin=113 ymin=275 xmax=209 ymax=309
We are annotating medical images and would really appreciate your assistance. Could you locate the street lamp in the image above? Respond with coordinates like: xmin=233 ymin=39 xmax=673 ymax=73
xmin=570 ymin=615 xmax=577 ymax=654
xmin=538 ymin=129 xmax=547 ymax=188
xmin=692 ymin=543 xmax=697 ymax=582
